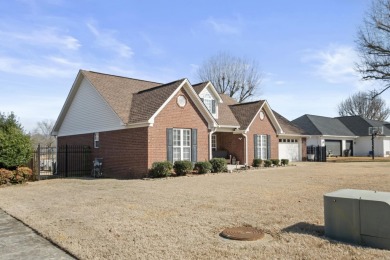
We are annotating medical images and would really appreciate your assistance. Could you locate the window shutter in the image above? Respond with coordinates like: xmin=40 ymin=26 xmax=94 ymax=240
xmin=254 ymin=134 xmax=259 ymax=159
xmin=211 ymin=100 xmax=216 ymax=113
xmin=191 ymin=129 xmax=197 ymax=163
xmin=167 ymin=128 xmax=173 ymax=162
xmin=267 ymin=135 xmax=271 ymax=159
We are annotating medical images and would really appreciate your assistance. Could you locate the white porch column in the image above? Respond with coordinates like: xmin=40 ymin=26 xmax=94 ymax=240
xmin=209 ymin=129 xmax=216 ymax=160
xmin=243 ymin=133 xmax=248 ymax=166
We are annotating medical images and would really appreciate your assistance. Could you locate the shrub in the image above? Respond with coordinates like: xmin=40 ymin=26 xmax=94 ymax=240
xmin=263 ymin=160 xmax=272 ymax=167
xmin=271 ymin=159 xmax=280 ymax=166
xmin=209 ymin=158 xmax=227 ymax=173
xmin=0 ymin=168 xmax=13 ymax=185
xmin=173 ymin=160 xmax=193 ymax=176
xmin=16 ymin=167 xmax=33 ymax=181
xmin=149 ymin=161 xmax=173 ymax=178
xmin=281 ymin=159 xmax=289 ymax=166
xmin=252 ymin=158 xmax=262 ymax=167
xmin=194 ymin=161 xmax=212 ymax=174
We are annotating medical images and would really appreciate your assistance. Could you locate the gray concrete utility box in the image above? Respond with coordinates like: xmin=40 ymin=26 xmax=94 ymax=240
xmin=324 ymin=189 xmax=390 ymax=250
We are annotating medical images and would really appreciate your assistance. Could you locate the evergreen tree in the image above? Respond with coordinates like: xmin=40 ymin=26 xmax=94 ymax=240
xmin=0 ymin=112 xmax=33 ymax=169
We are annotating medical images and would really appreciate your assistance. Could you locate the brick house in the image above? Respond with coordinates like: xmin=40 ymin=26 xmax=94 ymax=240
xmin=52 ymin=70 xmax=306 ymax=178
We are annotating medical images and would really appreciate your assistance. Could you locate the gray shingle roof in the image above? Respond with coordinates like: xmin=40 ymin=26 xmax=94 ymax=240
xmin=337 ymin=116 xmax=390 ymax=136
xmin=292 ymin=115 xmax=355 ymax=136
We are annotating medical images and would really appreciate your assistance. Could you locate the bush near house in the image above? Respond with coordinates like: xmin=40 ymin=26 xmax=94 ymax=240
xmin=209 ymin=158 xmax=227 ymax=173
xmin=173 ymin=160 xmax=193 ymax=176
xmin=252 ymin=158 xmax=262 ymax=167
xmin=0 ymin=167 xmax=33 ymax=185
xmin=281 ymin=159 xmax=289 ymax=166
xmin=194 ymin=161 xmax=212 ymax=174
xmin=263 ymin=160 xmax=272 ymax=167
xmin=149 ymin=161 xmax=173 ymax=178
xmin=0 ymin=168 xmax=13 ymax=185
xmin=271 ymin=159 xmax=280 ymax=166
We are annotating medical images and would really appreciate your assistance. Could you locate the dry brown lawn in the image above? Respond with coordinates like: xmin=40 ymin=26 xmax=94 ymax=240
xmin=1 ymin=162 xmax=390 ymax=259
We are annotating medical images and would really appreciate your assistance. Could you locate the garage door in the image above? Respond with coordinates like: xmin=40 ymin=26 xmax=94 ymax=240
xmin=325 ymin=140 xmax=341 ymax=156
xmin=278 ymin=139 xmax=300 ymax=161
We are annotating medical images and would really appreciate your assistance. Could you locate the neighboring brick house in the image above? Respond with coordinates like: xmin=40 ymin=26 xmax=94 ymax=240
xmin=52 ymin=70 xmax=306 ymax=178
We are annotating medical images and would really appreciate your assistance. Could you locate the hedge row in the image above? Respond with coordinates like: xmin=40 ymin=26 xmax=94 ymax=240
xmin=149 ymin=158 xmax=227 ymax=178
xmin=252 ymin=158 xmax=289 ymax=167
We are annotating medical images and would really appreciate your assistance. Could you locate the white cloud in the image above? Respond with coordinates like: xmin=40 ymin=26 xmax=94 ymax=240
xmin=204 ymin=17 xmax=241 ymax=35
xmin=86 ymin=22 xmax=134 ymax=58
xmin=301 ymin=45 xmax=372 ymax=90
xmin=0 ymin=55 xmax=79 ymax=78
xmin=0 ymin=27 xmax=81 ymax=50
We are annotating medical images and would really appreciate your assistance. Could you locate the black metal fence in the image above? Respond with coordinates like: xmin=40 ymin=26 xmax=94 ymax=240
xmin=30 ymin=145 xmax=92 ymax=179
xmin=307 ymin=145 xmax=327 ymax=162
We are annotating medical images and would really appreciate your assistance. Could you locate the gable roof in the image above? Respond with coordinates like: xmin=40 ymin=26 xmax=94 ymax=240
xmin=273 ymin=110 xmax=307 ymax=135
xmin=192 ymin=81 xmax=223 ymax=103
xmin=53 ymin=70 xmax=218 ymax=134
xmin=229 ymin=100 xmax=265 ymax=130
xmin=337 ymin=115 xmax=390 ymax=136
xmin=82 ymin=70 xmax=161 ymax=124
xmin=292 ymin=115 xmax=355 ymax=136
xmin=128 ymin=79 xmax=185 ymax=124
xmin=192 ymin=82 xmax=209 ymax=94
xmin=54 ymin=69 xmax=295 ymax=135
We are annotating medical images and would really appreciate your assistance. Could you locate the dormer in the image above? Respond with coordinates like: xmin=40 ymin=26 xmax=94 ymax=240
xmin=193 ymin=82 xmax=223 ymax=119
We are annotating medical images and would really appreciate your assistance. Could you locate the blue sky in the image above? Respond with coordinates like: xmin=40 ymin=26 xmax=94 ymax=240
xmin=1 ymin=0 xmax=385 ymax=132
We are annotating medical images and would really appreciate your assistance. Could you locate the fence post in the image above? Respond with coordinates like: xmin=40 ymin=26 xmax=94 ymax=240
xmin=65 ymin=144 xmax=68 ymax=177
xmin=37 ymin=144 xmax=41 ymax=181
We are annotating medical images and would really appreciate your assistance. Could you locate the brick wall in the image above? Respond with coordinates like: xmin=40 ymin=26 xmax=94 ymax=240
xmin=148 ymin=88 xmax=209 ymax=166
xmin=301 ymin=137 xmax=307 ymax=161
xmin=58 ymin=127 xmax=149 ymax=178
xmin=247 ymin=109 xmax=279 ymax=164
xmin=217 ymin=132 xmax=245 ymax=163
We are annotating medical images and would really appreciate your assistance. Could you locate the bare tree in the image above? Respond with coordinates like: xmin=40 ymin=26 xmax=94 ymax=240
xmin=197 ymin=52 xmax=262 ymax=102
xmin=338 ymin=91 xmax=390 ymax=121
xmin=30 ymin=119 xmax=56 ymax=147
xmin=356 ymin=0 xmax=390 ymax=98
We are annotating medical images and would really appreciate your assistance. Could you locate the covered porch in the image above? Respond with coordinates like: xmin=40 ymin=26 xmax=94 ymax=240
xmin=210 ymin=130 xmax=247 ymax=166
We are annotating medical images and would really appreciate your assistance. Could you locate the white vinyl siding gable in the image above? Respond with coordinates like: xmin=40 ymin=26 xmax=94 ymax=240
xmin=199 ymin=88 xmax=218 ymax=119
xmin=58 ymin=78 xmax=125 ymax=136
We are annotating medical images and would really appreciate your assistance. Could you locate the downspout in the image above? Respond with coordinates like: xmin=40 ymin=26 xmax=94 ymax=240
xmin=209 ymin=129 xmax=216 ymax=160
xmin=242 ymin=133 xmax=248 ymax=166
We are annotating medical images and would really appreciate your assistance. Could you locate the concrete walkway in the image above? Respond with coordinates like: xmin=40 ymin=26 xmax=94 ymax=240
xmin=0 ymin=209 xmax=75 ymax=260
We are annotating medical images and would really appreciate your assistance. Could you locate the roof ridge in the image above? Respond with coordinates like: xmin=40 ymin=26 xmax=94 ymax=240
xmin=230 ymin=100 xmax=264 ymax=106
xmin=136 ymin=78 xmax=186 ymax=94
xmin=192 ymin=81 xmax=210 ymax=86
xmin=82 ymin=69 xmax=162 ymax=85
xmin=304 ymin=115 xmax=323 ymax=135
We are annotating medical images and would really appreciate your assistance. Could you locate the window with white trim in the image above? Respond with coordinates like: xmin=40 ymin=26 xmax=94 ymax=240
xmin=94 ymin=132 xmax=99 ymax=148
xmin=203 ymin=92 xmax=213 ymax=112
xmin=211 ymin=134 xmax=217 ymax=151
xmin=173 ymin=129 xmax=191 ymax=162
xmin=256 ymin=134 xmax=268 ymax=160
xmin=199 ymin=89 xmax=217 ymax=118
